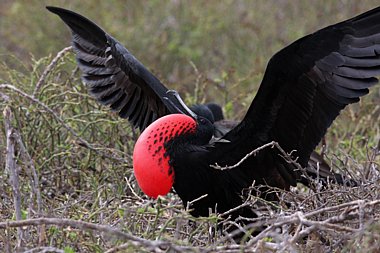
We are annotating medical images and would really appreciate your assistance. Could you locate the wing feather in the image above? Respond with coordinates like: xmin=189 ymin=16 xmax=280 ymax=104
xmin=47 ymin=6 xmax=189 ymax=130
xmin=211 ymin=6 xmax=380 ymax=188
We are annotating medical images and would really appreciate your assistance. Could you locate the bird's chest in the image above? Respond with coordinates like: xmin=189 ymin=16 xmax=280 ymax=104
xmin=170 ymin=150 xmax=233 ymax=216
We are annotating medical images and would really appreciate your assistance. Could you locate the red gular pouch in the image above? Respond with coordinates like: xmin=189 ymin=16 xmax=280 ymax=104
xmin=133 ymin=114 xmax=196 ymax=198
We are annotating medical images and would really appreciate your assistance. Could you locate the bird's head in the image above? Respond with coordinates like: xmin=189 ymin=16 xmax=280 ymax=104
xmin=133 ymin=113 xmax=214 ymax=198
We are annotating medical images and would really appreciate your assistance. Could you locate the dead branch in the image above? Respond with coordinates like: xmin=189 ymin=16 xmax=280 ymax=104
xmin=13 ymin=127 xmax=44 ymax=244
xmin=210 ymin=141 xmax=278 ymax=170
xmin=0 ymin=218 xmax=201 ymax=253
xmin=210 ymin=141 xmax=304 ymax=172
xmin=3 ymin=106 xmax=24 ymax=247
xmin=23 ymin=247 xmax=64 ymax=253
xmin=244 ymin=199 xmax=380 ymax=248
xmin=33 ymin=46 xmax=73 ymax=97
xmin=14 ymin=130 xmax=42 ymax=216
xmin=0 ymin=83 xmax=127 ymax=164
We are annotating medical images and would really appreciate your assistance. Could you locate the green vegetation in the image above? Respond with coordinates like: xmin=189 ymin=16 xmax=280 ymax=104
xmin=1 ymin=1 xmax=379 ymax=252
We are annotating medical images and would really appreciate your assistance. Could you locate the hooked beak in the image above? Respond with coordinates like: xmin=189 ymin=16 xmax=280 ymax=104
xmin=163 ymin=90 xmax=198 ymax=119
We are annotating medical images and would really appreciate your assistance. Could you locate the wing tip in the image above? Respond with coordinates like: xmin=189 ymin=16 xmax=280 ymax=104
xmin=47 ymin=6 xmax=107 ymax=47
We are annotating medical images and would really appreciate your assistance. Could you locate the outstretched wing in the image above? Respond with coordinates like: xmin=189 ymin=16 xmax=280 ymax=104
xmin=47 ymin=6 xmax=188 ymax=130
xmin=212 ymin=7 xmax=380 ymax=187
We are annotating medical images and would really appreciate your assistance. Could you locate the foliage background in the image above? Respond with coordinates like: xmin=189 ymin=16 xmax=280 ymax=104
xmin=0 ymin=0 xmax=379 ymax=252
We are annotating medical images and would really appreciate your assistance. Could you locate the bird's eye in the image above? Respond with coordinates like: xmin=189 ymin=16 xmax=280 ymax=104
xmin=199 ymin=118 xmax=207 ymax=124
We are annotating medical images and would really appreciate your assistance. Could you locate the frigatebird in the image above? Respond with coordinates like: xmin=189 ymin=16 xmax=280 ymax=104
xmin=47 ymin=6 xmax=380 ymax=220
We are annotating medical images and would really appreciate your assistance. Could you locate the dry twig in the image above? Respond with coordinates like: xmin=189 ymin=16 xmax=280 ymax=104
xmin=0 ymin=218 xmax=202 ymax=252
xmin=211 ymin=141 xmax=304 ymax=173
xmin=0 ymin=83 xmax=127 ymax=164
xmin=3 ymin=106 xmax=24 ymax=248
xmin=33 ymin=46 xmax=73 ymax=97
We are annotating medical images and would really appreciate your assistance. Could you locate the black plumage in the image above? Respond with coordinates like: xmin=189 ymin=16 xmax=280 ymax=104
xmin=48 ymin=6 xmax=380 ymax=220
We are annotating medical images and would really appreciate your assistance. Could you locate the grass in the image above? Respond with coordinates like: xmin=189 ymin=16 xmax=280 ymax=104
xmin=1 ymin=1 xmax=380 ymax=252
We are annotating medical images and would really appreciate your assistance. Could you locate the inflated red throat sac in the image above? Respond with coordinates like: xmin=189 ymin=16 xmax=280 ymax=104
xmin=133 ymin=114 xmax=196 ymax=198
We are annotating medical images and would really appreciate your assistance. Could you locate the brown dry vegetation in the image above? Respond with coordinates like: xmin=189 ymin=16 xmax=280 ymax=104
xmin=1 ymin=1 xmax=380 ymax=252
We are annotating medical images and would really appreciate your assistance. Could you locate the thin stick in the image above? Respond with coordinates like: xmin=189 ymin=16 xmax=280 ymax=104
xmin=33 ymin=46 xmax=73 ymax=97
xmin=210 ymin=141 xmax=278 ymax=170
xmin=23 ymin=247 xmax=64 ymax=253
xmin=211 ymin=141 xmax=304 ymax=174
xmin=0 ymin=218 xmax=196 ymax=252
xmin=3 ymin=106 xmax=24 ymax=247
xmin=0 ymin=83 xmax=127 ymax=164
xmin=13 ymin=129 xmax=44 ymax=243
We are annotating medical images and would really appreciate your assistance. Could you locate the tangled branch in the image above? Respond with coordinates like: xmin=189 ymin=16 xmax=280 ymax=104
xmin=0 ymin=83 xmax=127 ymax=163
xmin=210 ymin=141 xmax=304 ymax=172
xmin=33 ymin=46 xmax=73 ymax=97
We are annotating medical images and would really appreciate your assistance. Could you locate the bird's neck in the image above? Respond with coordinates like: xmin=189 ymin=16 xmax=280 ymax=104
xmin=163 ymin=129 xmax=211 ymax=165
